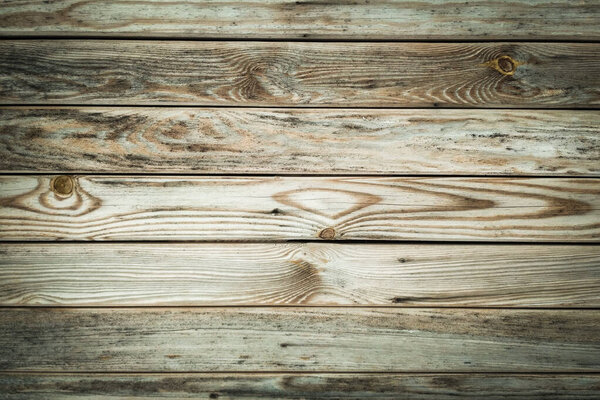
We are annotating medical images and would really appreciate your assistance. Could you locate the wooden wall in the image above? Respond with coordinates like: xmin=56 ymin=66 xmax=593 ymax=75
xmin=0 ymin=1 xmax=599 ymax=398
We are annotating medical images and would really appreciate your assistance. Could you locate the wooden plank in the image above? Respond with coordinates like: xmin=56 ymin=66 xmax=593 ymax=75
xmin=0 ymin=0 xmax=598 ymax=40
xmin=2 ymin=41 xmax=599 ymax=108
xmin=1 ymin=175 xmax=599 ymax=242
xmin=1 ymin=243 xmax=599 ymax=307
xmin=2 ymin=373 xmax=600 ymax=399
xmin=0 ymin=308 xmax=598 ymax=372
xmin=1 ymin=107 xmax=599 ymax=176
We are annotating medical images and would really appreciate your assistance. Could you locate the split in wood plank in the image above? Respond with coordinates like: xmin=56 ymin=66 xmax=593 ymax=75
xmin=1 ymin=243 xmax=599 ymax=307
xmin=2 ymin=41 xmax=599 ymax=107
xmin=1 ymin=308 xmax=599 ymax=372
xmin=2 ymin=373 xmax=600 ymax=399
xmin=1 ymin=175 xmax=599 ymax=242
xmin=0 ymin=0 xmax=598 ymax=40
xmin=1 ymin=107 xmax=598 ymax=176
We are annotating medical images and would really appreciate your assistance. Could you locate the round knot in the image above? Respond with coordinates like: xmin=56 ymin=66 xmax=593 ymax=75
xmin=482 ymin=55 xmax=519 ymax=76
xmin=51 ymin=176 xmax=74 ymax=196
xmin=318 ymin=227 xmax=336 ymax=240
xmin=497 ymin=55 xmax=515 ymax=74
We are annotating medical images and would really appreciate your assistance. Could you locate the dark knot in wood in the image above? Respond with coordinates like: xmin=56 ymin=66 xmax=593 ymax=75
xmin=51 ymin=176 xmax=74 ymax=196
xmin=482 ymin=55 xmax=519 ymax=76
xmin=319 ymin=227 xmax=336 ymax=240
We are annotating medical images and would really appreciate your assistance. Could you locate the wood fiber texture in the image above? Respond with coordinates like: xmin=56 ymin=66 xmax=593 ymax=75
xmin=1 ymin=107 xmax=598 ymax=175
xmin=1 ymin=243 xmax=599 ymax=307
xmin=1 ymin=308 xmax=599 ymax=372
xmin=1 ymin=175 xmax=599 ymax=241
xmin=0 ymin=0 xmax=598 ymax=40
xmin=2 ymin=0 xmax=599 ymax=397
xmin=2 ymin=41 xmax=599 ymax=107
xmin=2 ymin=373 xmax=600 ymax=399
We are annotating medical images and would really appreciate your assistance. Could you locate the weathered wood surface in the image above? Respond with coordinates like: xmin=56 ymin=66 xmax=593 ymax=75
xmin=1 ymin=175 xmax=599 ymax=242
xmin=2 ymin=107 xmax=599 ymax=176
xmin=0 ymin=0 xmax=598 ymax=40
xmin=1 ymin=308 xmax=599 ymax=372
xmin=2 ymin=373 xmax=600 ymax=399
xmin=2 ymin=41 xmax=599 ymax=108
xmin=1 ymin=243 xmax=599 ymax=307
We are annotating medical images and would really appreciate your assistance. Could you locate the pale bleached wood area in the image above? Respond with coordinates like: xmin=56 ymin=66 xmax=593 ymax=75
xmin=1 ymin=107 xmax=598 ymax=175
xmin=2 ymin=373 xmax=600 ymax=400
xmin=0 ymin=0 xmax=598 ymax=40
xmin=1 ymin=308 xmax=599 ymax=372
xmin=1 ymin=0 xmax=599 ymax=398
xmin=1 ymin=175 xmax=598 ymax=241
xmin=1 ymin=243 xmax=599 ymax=307
xmin=1 ymin=41 xmax=599 ymax=108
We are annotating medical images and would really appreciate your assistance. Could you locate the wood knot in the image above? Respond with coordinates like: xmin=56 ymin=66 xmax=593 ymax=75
xmin=51 ymin=176 xmax=74 ymax=196
xmin=482 ymin=55 xmax=520 ymax=76
xmin=318 ymin=227 xmax=336 ymax=240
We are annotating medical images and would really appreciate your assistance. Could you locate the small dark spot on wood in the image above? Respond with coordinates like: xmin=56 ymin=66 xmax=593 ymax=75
xmin=209 ymin=393 xmax=219 ymax=399
xmin=165 ymin=354 xmax=181 ymax=359
xmin=391 ymin=296 xmax=414 ymax=303
xmin=398 ymin=258 xmax=407 ymax=263
xmin=280 ymin=343 xmax=289 ymax=348
xmin=271 ymin=208 xmax=282 ymax=214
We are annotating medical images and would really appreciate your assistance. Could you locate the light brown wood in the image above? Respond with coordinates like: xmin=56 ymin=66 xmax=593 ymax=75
xmin=2 ymin=41 xmax=599 ymax=107
xmin=2 ymin=373 xmax=600 ymax=399
xmin=1 ymin=243 xmax=599 ymax=307
xmin=1 ymin=107 xmax=598 ymax=176
xmin=1 ymin=308 xmax=598 ymax=372
xmin=0 ymin=0 xmax=598 ymax=40
xmin=1 ymin=175 xmax=599 ymax=242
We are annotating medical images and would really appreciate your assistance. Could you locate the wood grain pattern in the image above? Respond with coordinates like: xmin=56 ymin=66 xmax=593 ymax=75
xmin=2 ymin=373 xmax=600 ymax=399
xmin=0 ymin=0 xmax=598 ymax=40
xmin=1 ymin=308 xmax=599 ymax=372
xmin=2 ymin=243 xmax=599 ymax=307
xmin=2 ymin=41 xmax=599 ymax=107
xmin=1 ymin=175 xmax=599 ymax=242
xmin=1 ymin=107 xmax=599 ymax=175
